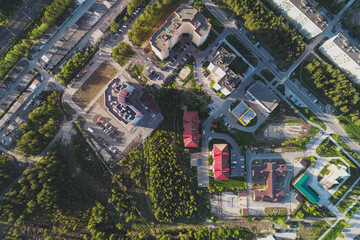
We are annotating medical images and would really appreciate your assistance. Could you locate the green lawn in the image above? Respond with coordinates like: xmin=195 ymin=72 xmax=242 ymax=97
xmin=338 ymin=116 xmax=360 ymax=146
xmin=315 ymin=0 xmax=349 ymax=14
xmin=260 ymin=69 xmax=275 ymax=82
xmin=225 ymin=34 xmax=258 ymax=67
xmin=229 ymin=57 xmax=249 ymax=75
xmin=211 ymin=177 xmax=246 ymax=190
xmin=297 ymin=221 xmax=332 ymax=240
xmin=298 ymin=107 xmax=326 ymax=130
xmin=193 ymin=0 xmax=224 ymax=33
xmin=323 ymin=220 xmax=349 ymax=240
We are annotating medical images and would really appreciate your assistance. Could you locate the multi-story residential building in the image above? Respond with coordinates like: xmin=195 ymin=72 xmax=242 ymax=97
xmin=150 ymin=7 xmax=211 ymax=60
xmin=208 ymin=47 xmax=240 ymax=96
xmin=212 ymin=144 xmax=230 ymax=180
xmin=319 ymin=33 xmax=360 ymax=85
xmin=272 ymin=0 xmax=328 ymax=39
xmin=183 ymin=111 xmax=199 ymax=148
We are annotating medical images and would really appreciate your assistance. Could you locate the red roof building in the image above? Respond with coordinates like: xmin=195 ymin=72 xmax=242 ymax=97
xmin=212 ymin=144 xmax=230 ymax=180
xmin=183 ymin=111 xmax=199 ymax=148
xmin=252 ymin=163 xmax=288 ymax=202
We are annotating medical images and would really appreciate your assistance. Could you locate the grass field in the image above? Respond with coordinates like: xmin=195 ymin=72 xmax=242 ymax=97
xmin=225 ymin=34 xmax=258 ymax=67
xmin=323 ymin=220 xmax=348 ymax=240
xmin=339 ymin=116 xmax=360 ymax=146
xmin=72 ymin=61 xmax=118 ymax=110
xmin=299 ymin=107 xmax=327 ymax=130
xmin=260 ymin=69 xmax=275 ymax=82
xmin=211 ymin=177 xmax=246 ymax=190
xmin=229 ymin=57 xmax=249 ymax=75
xmin=297 ymin=220 xmax=332 ymax=240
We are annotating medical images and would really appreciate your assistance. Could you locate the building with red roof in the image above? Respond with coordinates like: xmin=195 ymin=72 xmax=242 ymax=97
xmin=212 ymin=144 xmax=230 ymax=180
xmin=183 ymin=111 xmax=199 ymax=148
xmin=252 ymin=162 xmax=288 ymax=202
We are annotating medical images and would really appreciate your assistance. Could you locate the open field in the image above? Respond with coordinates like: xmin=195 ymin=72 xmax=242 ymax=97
xmin=73 ymin=61 xmax=118 ymax=110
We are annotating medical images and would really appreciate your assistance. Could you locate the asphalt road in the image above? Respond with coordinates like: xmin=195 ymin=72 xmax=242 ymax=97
xmin=203 ymin=0 xmax=360 ymax=157
xmin=0 ymin=0 xmax=51 ymax=56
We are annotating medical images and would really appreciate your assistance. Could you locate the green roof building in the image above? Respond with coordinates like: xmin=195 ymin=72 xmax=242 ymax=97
xmin=294 ymin=174 xmax=320 ymax=204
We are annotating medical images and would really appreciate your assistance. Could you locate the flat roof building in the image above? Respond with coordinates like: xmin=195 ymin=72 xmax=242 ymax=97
xmin=104 ymin=78 xmax=142 ymax=126
xmin=319 ymin=33 xmax=360 ymax=85
xmin=294 ymin=174 xmax=319 ymax=204
xmin=320 ymin=164 xmax=350 ymax=190
xmin=208 ymin=48 xmax=240 ymax=96
xmin=231 ymin=101 xmax=256 ymax=126
xmin=150 ymin=7 xmax=211 ymax=60
xmin=246 ymin=81 xmax=280 ymax=113
xmin=272 ymin=0 xmax=328 ymax=39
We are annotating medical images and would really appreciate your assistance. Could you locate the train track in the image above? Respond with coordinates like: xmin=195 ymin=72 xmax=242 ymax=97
xmin=0 ymin=0 xmax=50 ymax=56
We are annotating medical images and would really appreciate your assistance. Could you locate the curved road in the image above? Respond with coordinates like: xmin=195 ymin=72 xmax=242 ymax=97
xmin=202 ymin=0 xmax=360 ymax=156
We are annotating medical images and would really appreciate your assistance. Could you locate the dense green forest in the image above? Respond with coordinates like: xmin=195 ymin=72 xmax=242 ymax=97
xmin=0 ymin=0 xmax=76 ymax=82
xmin=158 ymin=226 xmax=255 ymax=239
xmin=0 ymin=0 xmax=23 ymax=26
xmin=219 ymin=0 xmax=306 ymax=64
xmin=146 ymin=130 xmax=197 ymax=222
xmin=56 ymin=46 xmax=98 ymax=85
xmin=29 ymin=0 xmax=75 ymax=40
xmin=0 ymin=153 xmax=22 ymax=192
xmin=0 ymin=147 xmax=130 ymax=239
xmin=0 ymin=39 xmax=31 ymax=81
xmin=304 ymin=59 xmax=360 ymax=124
xmin=127 ymin=0 xmax=147 ymax=16
xmin=16 ymin=92 xmax=61 ymax=156
xmin=128 ymin=0 xmax=174 ymax=46
xmin=111 ymin=42 xmax=135 ymax=66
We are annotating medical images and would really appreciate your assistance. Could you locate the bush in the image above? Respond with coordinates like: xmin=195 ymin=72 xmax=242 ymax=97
xmin=29 ymin=0 xmax=75 ymax=40
xmin=111 ymin=42 xmax=135 ymax=66
xmin=56 ymin=46 xmax=98 ymax=85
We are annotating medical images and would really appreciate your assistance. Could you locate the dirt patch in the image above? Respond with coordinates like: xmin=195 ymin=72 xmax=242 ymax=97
xmin=72 ymin=61 xmax=118 ymax=110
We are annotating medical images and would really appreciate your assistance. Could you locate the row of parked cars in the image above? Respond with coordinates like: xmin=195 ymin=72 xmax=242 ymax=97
xmin=169 ymin=43 xmax=190 ymax=66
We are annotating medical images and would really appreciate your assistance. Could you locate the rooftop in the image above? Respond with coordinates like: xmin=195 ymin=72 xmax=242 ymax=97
xmin=183 ymin=111 xmax=199 ymax=148
xmin=333 ymin=33 xmax=360 ymax=65
xmin=150 ymin=7 xmax=211 ymax=51
xmin=213 ymin=144 xmax=230 ymax=180
xmin=294 ymin=174 xmax=319 ymax=204
xmin=246 ymin=81 xmax=280 ymax=113
xmin=232 ymin=101 xmax=257 ymax=126
xmin=252 ymin=163 xmax=288 ymax=202
xmin=289 ymin=0 xmax=328 ymax=30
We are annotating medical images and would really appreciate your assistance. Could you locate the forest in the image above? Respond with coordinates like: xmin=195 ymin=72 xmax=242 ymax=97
xmin=128 ymin=0 xmax=174 ymax=46
xmin=0 ymin=40 xmax=32 ymax=82
xmin=127 ymin=0 xmax=148 ymax=16
xmin=56 ymin=45 xmax=98 ymax=85
xmin=304 ymin=59 xmax=360 ymax=124
xmin=146 ymin=130 xmax=197 ymax=222
xmin=16 ymin=92 xmax=61 ymax=157
xmin=0 ymin=0 xmax=76 ymax=82
xmin=0 ymin=0 xmax=23 ymax=27
xmin=220 ymin=0 xmax=306 ymax=64
xmin=111 ymin=42 xmax=135 ymax=66
xmin=29 ymin=0 xmax=75 ymax=40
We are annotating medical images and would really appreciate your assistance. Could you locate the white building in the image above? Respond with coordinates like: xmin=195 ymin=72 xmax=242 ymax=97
xmin=320 ymin=164 xmax=350 ymax=190
xmin=150 ymin=7 xmax=211 ymax=60
xmin=319 ymin=33 xmax=360 ymax=85
xmin=272 ymin=0 xmax=328 ymax=39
